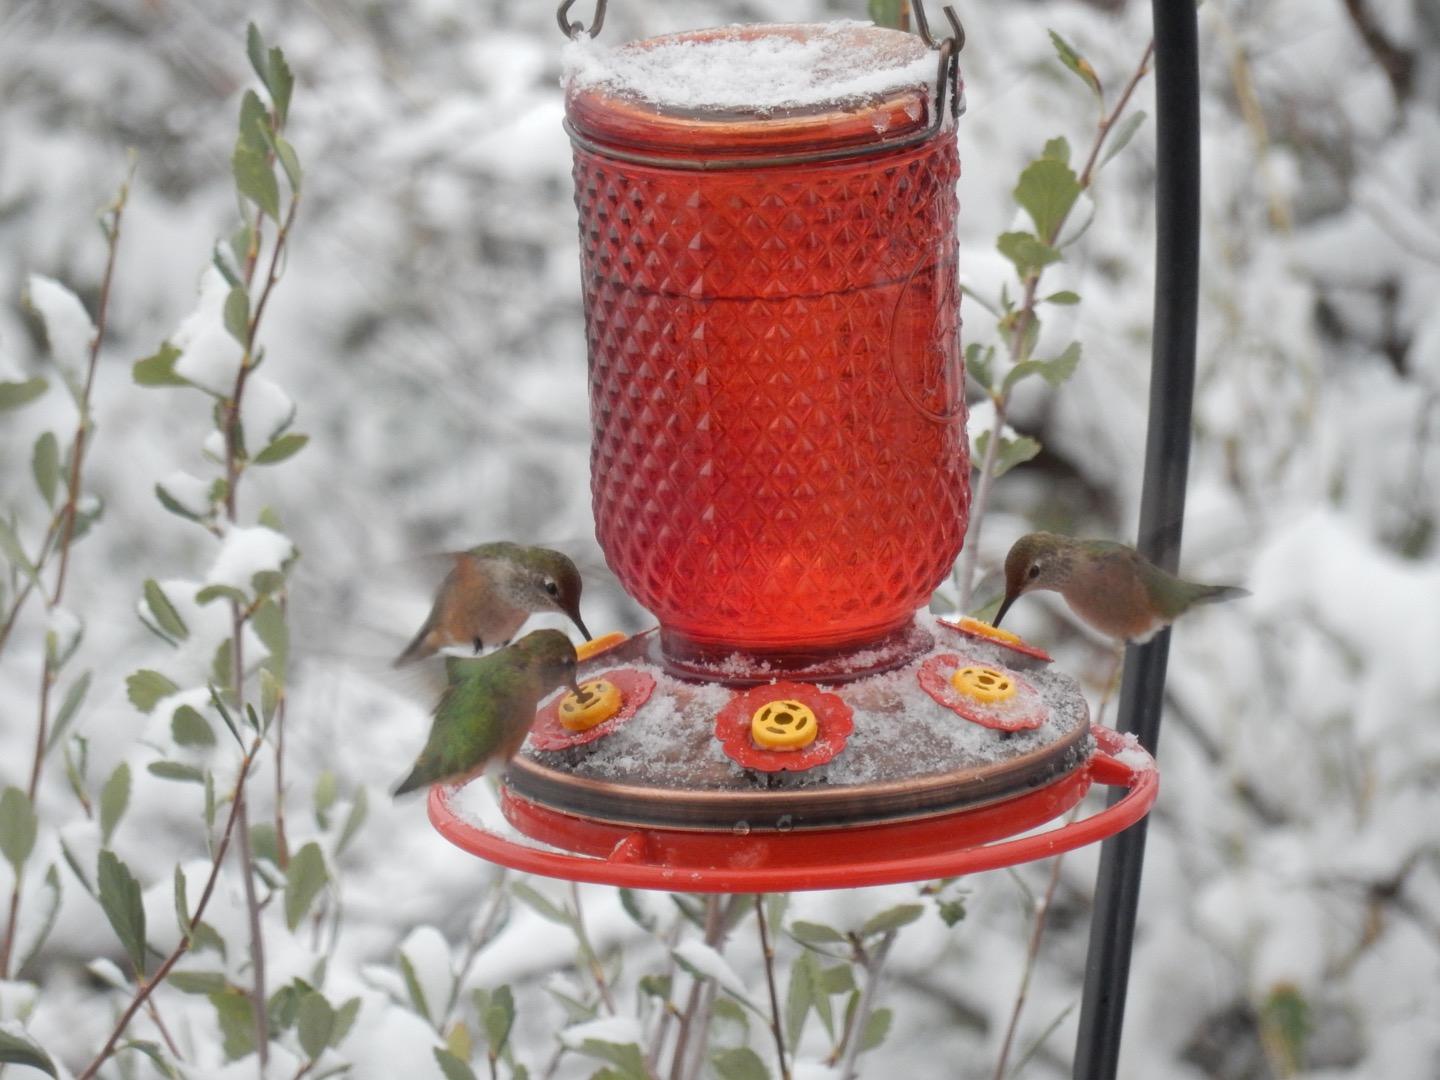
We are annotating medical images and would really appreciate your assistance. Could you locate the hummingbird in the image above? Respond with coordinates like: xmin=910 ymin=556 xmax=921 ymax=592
xmin=394 ymin=542 xmax=592 ymax=666
xmin=392 ymin=628 xmax=581 ymax=796
xmin=992 ymin=532 xmax=1248 ymax=643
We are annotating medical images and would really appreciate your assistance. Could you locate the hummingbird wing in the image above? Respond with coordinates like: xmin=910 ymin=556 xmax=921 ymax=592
xmin=393 ymin=553 xmax=525 ymax=666
xmin=392 ymin=657 xmax=543 ymax=795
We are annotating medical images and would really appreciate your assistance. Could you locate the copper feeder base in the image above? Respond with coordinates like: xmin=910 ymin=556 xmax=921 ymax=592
xmin=503 ymin=616 xmax=1091 ymax=834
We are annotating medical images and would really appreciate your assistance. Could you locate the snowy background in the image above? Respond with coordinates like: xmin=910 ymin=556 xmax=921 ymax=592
xmin=3 ymin=0 xmax=1439 ymax=1077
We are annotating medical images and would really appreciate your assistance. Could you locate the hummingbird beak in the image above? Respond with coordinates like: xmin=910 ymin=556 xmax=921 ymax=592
xmin=992 ymin=592 xmax=1017 ymax=629
xmin=567 ymin=608 xmax=593 ymax=642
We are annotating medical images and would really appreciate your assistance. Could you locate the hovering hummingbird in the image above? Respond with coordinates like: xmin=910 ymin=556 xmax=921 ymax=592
xmin=394 ymin=542 xmax=591 ymax=666
xmin=993 ymin=532 xmax=1248 ymax=643
xmin=392 ymin=628 xmax=580 ymax=796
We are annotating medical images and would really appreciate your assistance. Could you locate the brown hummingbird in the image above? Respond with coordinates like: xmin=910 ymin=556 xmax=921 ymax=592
xmin=993 ymin=532 xmax=1248 ymax=643
xmin=394 ymin=542 xmax=592 ymax=666
xmin=392 ymin=628 xmax=580 ymax=796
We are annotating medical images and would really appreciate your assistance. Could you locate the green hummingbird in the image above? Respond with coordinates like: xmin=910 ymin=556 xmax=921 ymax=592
xmin=992 ymin=532 xmax=1249 ymax=643
xmin=392 ymin=628 xmax=580 ymax=796
xmin=394 ymin=542 xmax=592 ymax=666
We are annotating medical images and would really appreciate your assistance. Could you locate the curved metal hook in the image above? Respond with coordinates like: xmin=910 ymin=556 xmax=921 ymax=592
xmin=556 ymin=0 xmax=607 ymax=40
xmin=911 ymin=2 xmax=966 ymax=54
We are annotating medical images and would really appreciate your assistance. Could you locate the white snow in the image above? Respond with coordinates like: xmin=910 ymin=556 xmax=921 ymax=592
xmin=156 ymin=470 xmax=212 ymax=517
xmin=563 ymin=21 xmax=934 ymax=114
xmin=205 ymin=524 xmax=295 ymax=592
xmin=171 ymin=267 xmax=244 ymax=395
xmin=560 ymin=1014 xmax=645 ymax=1049
xmin=240 ymin=374 xmax=296 ymax=454
xmin=25 ymin=273 xmax=94 ymax=374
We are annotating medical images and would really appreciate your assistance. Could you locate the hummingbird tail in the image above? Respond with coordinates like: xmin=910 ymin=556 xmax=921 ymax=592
xmin=1195 ymin=584 xmax=1250 ymax=606
xmin=391 ymin=766 xmax=430 ymax=798
xmin=393 ymin=626 xmax=437 ymax=668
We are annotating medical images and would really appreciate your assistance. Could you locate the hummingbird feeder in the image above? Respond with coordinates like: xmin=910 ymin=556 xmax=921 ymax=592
xmin=429 ymin=0 xmax=1160 ymax=894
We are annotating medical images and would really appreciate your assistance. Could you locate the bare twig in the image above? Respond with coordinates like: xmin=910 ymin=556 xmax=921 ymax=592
xmin=957 ymin=39 xmax=1155 ymax=609
xmin=754 ymin=897 xmax=791 ymax=1080
xmin=569 ymin=881 xmax=618 ymax=1014
xmin=77 ymin=741 xmax=264 ymax=1080
xmin=992 ymin=847 xmax=1070 ymax=1080
xmin=835 ymin=931 xmax=897 ymax=1080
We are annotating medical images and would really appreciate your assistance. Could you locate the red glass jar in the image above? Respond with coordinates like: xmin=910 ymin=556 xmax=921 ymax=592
xmin=567 ymin=23 xmax=969 ymax=671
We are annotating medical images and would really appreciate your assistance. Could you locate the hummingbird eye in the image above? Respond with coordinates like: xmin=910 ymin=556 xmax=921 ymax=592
xmin=1027 ymin=563 xmax=1042 ymax=580
xmin=543 ymin=579 xmax=560 ymax=597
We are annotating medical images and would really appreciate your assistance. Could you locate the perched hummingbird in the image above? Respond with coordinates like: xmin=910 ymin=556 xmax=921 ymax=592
xmin=392 ymin=628 xmax=580 ymax=796
xmin=993 ymin=532 xmax=1248 ymax=643
xmin=394 ymin=542 xmax=591 ymax=666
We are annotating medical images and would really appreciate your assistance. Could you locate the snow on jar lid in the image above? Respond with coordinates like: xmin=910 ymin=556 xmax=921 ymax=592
xmin=563 ymin=21 xmax=942 ymax=158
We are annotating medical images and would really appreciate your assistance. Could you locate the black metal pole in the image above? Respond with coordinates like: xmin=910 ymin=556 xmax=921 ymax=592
xmin=1072 ymin=1 xmax=1201 ymax=1078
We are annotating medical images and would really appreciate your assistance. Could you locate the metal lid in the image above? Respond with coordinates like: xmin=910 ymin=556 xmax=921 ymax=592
xmin=562 ymin=20 xmax=963 ymax=168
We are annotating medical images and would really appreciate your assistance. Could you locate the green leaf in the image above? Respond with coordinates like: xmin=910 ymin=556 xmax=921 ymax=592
xmin=398 ymin=951 xmax=431 ymax=1023
xmin=126 ymin=669 xmax=179 ymax=713
xmin=1042 ymin=136 xmax=1070 ymax=165
xmin=638 ymin=974 xmax=672 ymax=1000
xmin=0 ymin=1026 xmax=58 ymax=1077
xmin=819 ymin=964 xmax=857 ymax=996
xmin=511 ymin=881 xmax=572 ymax=927
xmin=1043 ymin=290 xmax=1081 ymax=305
xmin=1100 ymin=110 xmax=1147 ymax=171
xmin=195 ymin=583 xmax=247 ymax=606
xmin=297 ymin=991 xmax=336 ymax=1060
xmin=99 ymin=762 xmax=131 ymax=846
xmin=32 ymin=432 xmax=60 ymax=507
xmin=1014 ymin=157 xmax=1082 ymax=243
xmin=174 ymin=864 xmax=193 ymax=943
xmin=0 ymin=519 xmax=40 ymax=589
xmin=44 ymin=670 xmax=87 ymax=755
xmin=274 ymin=135 xmax=302 ymax=192
xmin=0 ymin=787 xmax=39 ymax=874
xmin=0 ymin=377 xmax=48 ymax=412
xmin=268 ymin=46 xmax=295 ymax=126
xmin=154 ymin=483 xmax=204 ymax=524
xmin=482 ymin=984 xmax=516 ymax=1059
xmin=1049 ymin=29 xmax=1102 ymax=99
xmin=859 ymin=904 xmax=925 ymax=939
xmin=143 ymin=579 xmax=189 ymax=641
xmin=253 ymin=432 xmax=309 ymax=465
xmin=332 ymin=996 xmax=361 ymax=1047
xmin=16 ymin=863 xmax=63 ymax=973
xmin=284 ymin=841 xmax=329 ymax=931
xmin=788 ymin=920 xmax=845 ymax=947
xmin=224 ymin=286 xmax=250 ymax=345
xmin=1001 ymin=341 xmax=1082 ymax=395
xmin=712 ymin=1047 xmax=769 ymax=1080
xmin=784 ymin=949 xmax=815 ymax=1045
xmin=965 ymin=343 xmax=995 ymax=390
xmin=132 ymin=343 xmax=189 ymax=387
xmin=573 ymin=1038 xmax=647 ymax=1079
xmin=313 ymin=770 xmax=338 ymax=828
xmin=210 ymin=990 xmax=257 ymax=1060
xmin=433 ymin=1049 xmax=479 ymax=1080
xmin=172 ymin=705 xmax=216 ymax=748
xmin=97 ymin=849 xmax=147 ymax=973
xmin=867 ymin=0 xmax=907 ymax=30
xmin=336 ymin=785 xmax=368 ymax=857
xmin=191 ymin=919 xmax=227 ymax=958
xmin=938 ymin=897 xmax=968 ymax=927
xmin=238 ymin=90 xmax=269 ymax=153
xmin=619 ymin=888 xmax=656 ymax=933
xmin=148 ymin=760 xmax=207 ymax=785
xmin=168 ymin=970 xmax=229 ymax=995
xmin=996 ymin=231 xmax=1061 ymax=278
xmin=253 ymin=599 xmax=289 ymax=678
xmin=117 ymin=1039 xmax=182 ymax=1080
xmin=860 ymin=1006 xmax=894 ymax=1052
xmin=974 ymin=431 xmax=1043 ymax=480
xmin=246 ymin=24 xmax=270 ymax=91
xmin=233 ymin=140 xmax=281 ymax=221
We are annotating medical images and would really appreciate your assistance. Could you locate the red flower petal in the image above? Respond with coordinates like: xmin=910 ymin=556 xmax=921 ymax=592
xmin=528 ymin=668 xmax=657 ymax=751
xmin=714 ymin=681 xmax=854 ymax=772
xmin=917 ymin=654 xmax=1046 ymax=731
xmin=937 ymin=617 xmax=1053 ymax=664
